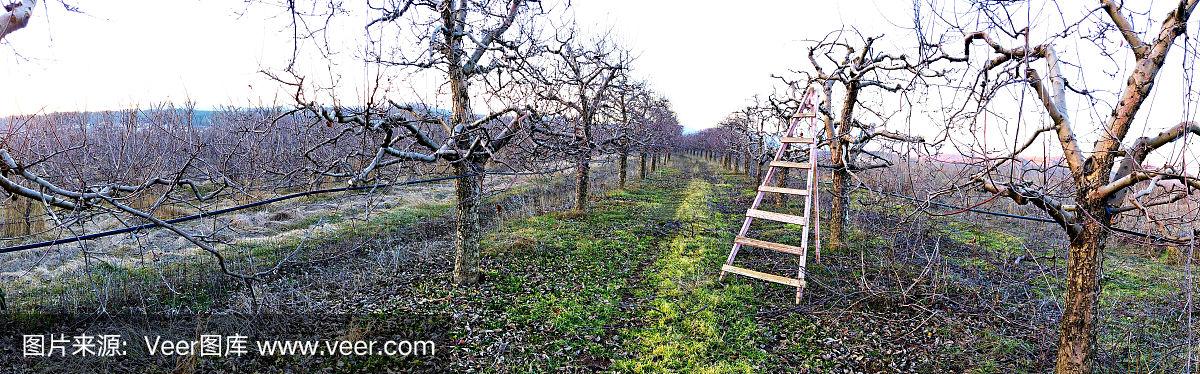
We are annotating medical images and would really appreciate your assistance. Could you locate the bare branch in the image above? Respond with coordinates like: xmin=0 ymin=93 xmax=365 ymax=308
xmin=1100 ymin=0 xmax=1150 ymax=59
xmin=0 ymin=0 xmax=35 ymax=41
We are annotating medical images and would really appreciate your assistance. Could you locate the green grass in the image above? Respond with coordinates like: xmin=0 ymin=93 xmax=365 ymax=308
xmin=1093 ymin=251 xmax=1183 ymax=371
xmin=438 ymin=165 xmax=774 ymax=372
xmin=496 ymin=207 xmax=653 ymax=342
xmin=8 ymin=200 xmax=455 ymax=314
xmin=9 ymin=256 xmax=221 ymax=312
xmin=969 ymin=327 xmax=1035 ymax=373
xmin=238 ymin=202 xmax=451 ymax=264
xmin=1098 ymin=251 xmax=1178 ymax=308
xmin=613 ymin=179 xmax=768 ymax=373
xmin=429 ymin=170 xmax=682 ymax=370
xmin=281 ymin=212 xmax=345 ymax=231
xmin=942 ymin=221 xmax=1024 ymax=257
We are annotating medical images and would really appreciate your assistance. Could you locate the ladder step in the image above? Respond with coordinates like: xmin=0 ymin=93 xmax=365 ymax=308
xmin=780 ymin=137 xmax=814 ymax=144
xmin=721 ymin=264 xmax=802 ymax=287
xmin=769 ymin=161 xmax=811 ymax=169
xmin=735 ymin=236 xmax=805 ymax=256
xmin=746 ymin=209 xmax=807 ymax=225
xmin=793 ymin=112 xmax=817 ymax=119
xmin=758 ymin=185 xmax=808 ymax=196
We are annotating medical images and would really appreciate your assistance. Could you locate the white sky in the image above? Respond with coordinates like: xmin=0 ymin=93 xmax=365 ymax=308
xmin=566 ymin=1 xmax=914 ymax=130
xmin=1 ymin=0 xmax=1196 ymax=161
xmin=0 ymin=0 xmax=913 ymax=131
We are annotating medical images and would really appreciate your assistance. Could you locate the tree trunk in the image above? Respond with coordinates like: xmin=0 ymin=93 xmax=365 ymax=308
xmin=618 ymin=150 xmax=628 ymax=188
xmin=828 ymin=168 xmax=849 ymax=252
xmin=755 ymin=159 xmax=766 ymax=186
xmin=826 ymin=79 xmax=857 ymax=253
xmin=1054 ymin=210 xmax=1109 ymax=373
xmin=574 ymin=152 xmax=590 ymax=212
xmin=743 ymin=152 xmax=751 ymax=176
xmin=452 ymin=160 xmax=485 ymax=285
xmin=775 ymin=168 xmax=790 ymax=206
xmin=651 ymin=153 xmax=658 ymax=172
xmin=445 ymin=30 xmax=483 ymax=285
xmin=640 ymin=152 xmax=648 ymax=179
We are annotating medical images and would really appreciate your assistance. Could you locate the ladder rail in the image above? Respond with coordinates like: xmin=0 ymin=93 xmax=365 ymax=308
xmin=794 ymin=113 xmax=818 ymax=302
xmin=813 ymin=118 xmax=822 ymax=263
xmin=720 ymin=85 xmax=824 ymax=305
xmin=722 ymin=87 xmax=817 ymax=271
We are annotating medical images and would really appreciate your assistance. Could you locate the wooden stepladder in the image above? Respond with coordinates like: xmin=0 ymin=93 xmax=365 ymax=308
xmin=719 ymin=86 xmax=822 ymax=303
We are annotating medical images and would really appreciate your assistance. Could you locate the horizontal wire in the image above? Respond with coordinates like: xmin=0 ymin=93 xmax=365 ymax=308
xmin=0 ymin=164 xmax=584 ymax=254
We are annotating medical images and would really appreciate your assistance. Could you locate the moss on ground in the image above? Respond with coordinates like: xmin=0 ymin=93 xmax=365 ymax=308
xmin=942 ymin=221 xmax=1025 ymax=257
xmin=8 ymin=199 xmax=454 ymax=314
xmin=409 ymin=170 xmax=682 ymax=371
xmin=14 ymin=156 xmax=1199 ymax=372
xmin=613 ymin=179 xmax=767 ymax=373
xmin=414 ymin=163 xmax=777 ymax=372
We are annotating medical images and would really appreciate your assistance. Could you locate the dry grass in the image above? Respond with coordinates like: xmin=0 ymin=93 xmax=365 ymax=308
xmin=1 ymin=198 xmax=45 ymax=239
xmin=128 ymin=193 xmax=191 ymax=220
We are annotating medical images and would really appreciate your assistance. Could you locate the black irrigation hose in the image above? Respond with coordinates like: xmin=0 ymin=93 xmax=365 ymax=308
xmin=845 ymin=176 xmax=1187 ymax=245
xmin=719 ymin=160 xmax=1184 ymax=245
xmin=865 ymin=188 xmax=1057 ymax=224
xmin=0 ymin=175 xmax=466 ymax=254
xmin=13 ymin=156 xmax=1176 ymax=254
xmin=0 ymin=165 xmax=585 ymax=255
xmin=0 ymin=163 xmax=590 ymax=254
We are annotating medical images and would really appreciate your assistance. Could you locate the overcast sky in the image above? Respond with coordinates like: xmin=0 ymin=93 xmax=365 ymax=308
xmin=0 ymin=1 xmax=914 ymax=131
xmin=1 ymin=0 xmax=1195 ymax=159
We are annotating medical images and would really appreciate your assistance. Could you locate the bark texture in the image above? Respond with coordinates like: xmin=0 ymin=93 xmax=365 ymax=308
xmin=828 ymin=168 xmax=849 ymax=252
xmin=452 ymin=160 xmax=485 ymax=285
xmin=574 ymin=152 xmax=590 ymax=211
xmin=1055 ymin=211 xmax=1109 ymax=372
xmin=618 ymin=151 xmax=628 ymax=188
xmin=640 ymin=152 xmax=648 ymax=179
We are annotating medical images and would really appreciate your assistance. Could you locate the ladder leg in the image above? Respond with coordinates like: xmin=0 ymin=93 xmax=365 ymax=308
xmin=721 ymin=215 xmax=756 ymax=281
xmin=814 ymin=169 xmax=821 ymax=264
xmin=795 ymin=267 xmax=806 ymax=304
xmin=721 ymin=86 xmax=822 ymax=301
xmin=719 ymin=245 xmax=738 ymax=281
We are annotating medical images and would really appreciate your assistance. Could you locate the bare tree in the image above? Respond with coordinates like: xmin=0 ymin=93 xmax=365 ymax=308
xmin=716 ymin=109 xmax=760 ymax=177
xmin=758 ymin=91 xmax=806 ymax=206
xmin=798 ymin=30 xmax=937 ymax=252
xmin=638 ymin=98 xmax=681 ymax=177
xmin=0 ymin=0 xmax=35 ymax=41
xmin=681 ymin=127 xmax=727 ymax=163
xmin=266 ymin=0 xmax=550 ymax=285
xmin=606 ymin=77 xmax=656 ymax=188
xmin=520 ymin=27 xmax=630 ymax=212
xmin=0 ymin=105 xmax=270 ymax=283
xmin=926 ymin=0 xmax=1199 ymax=370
